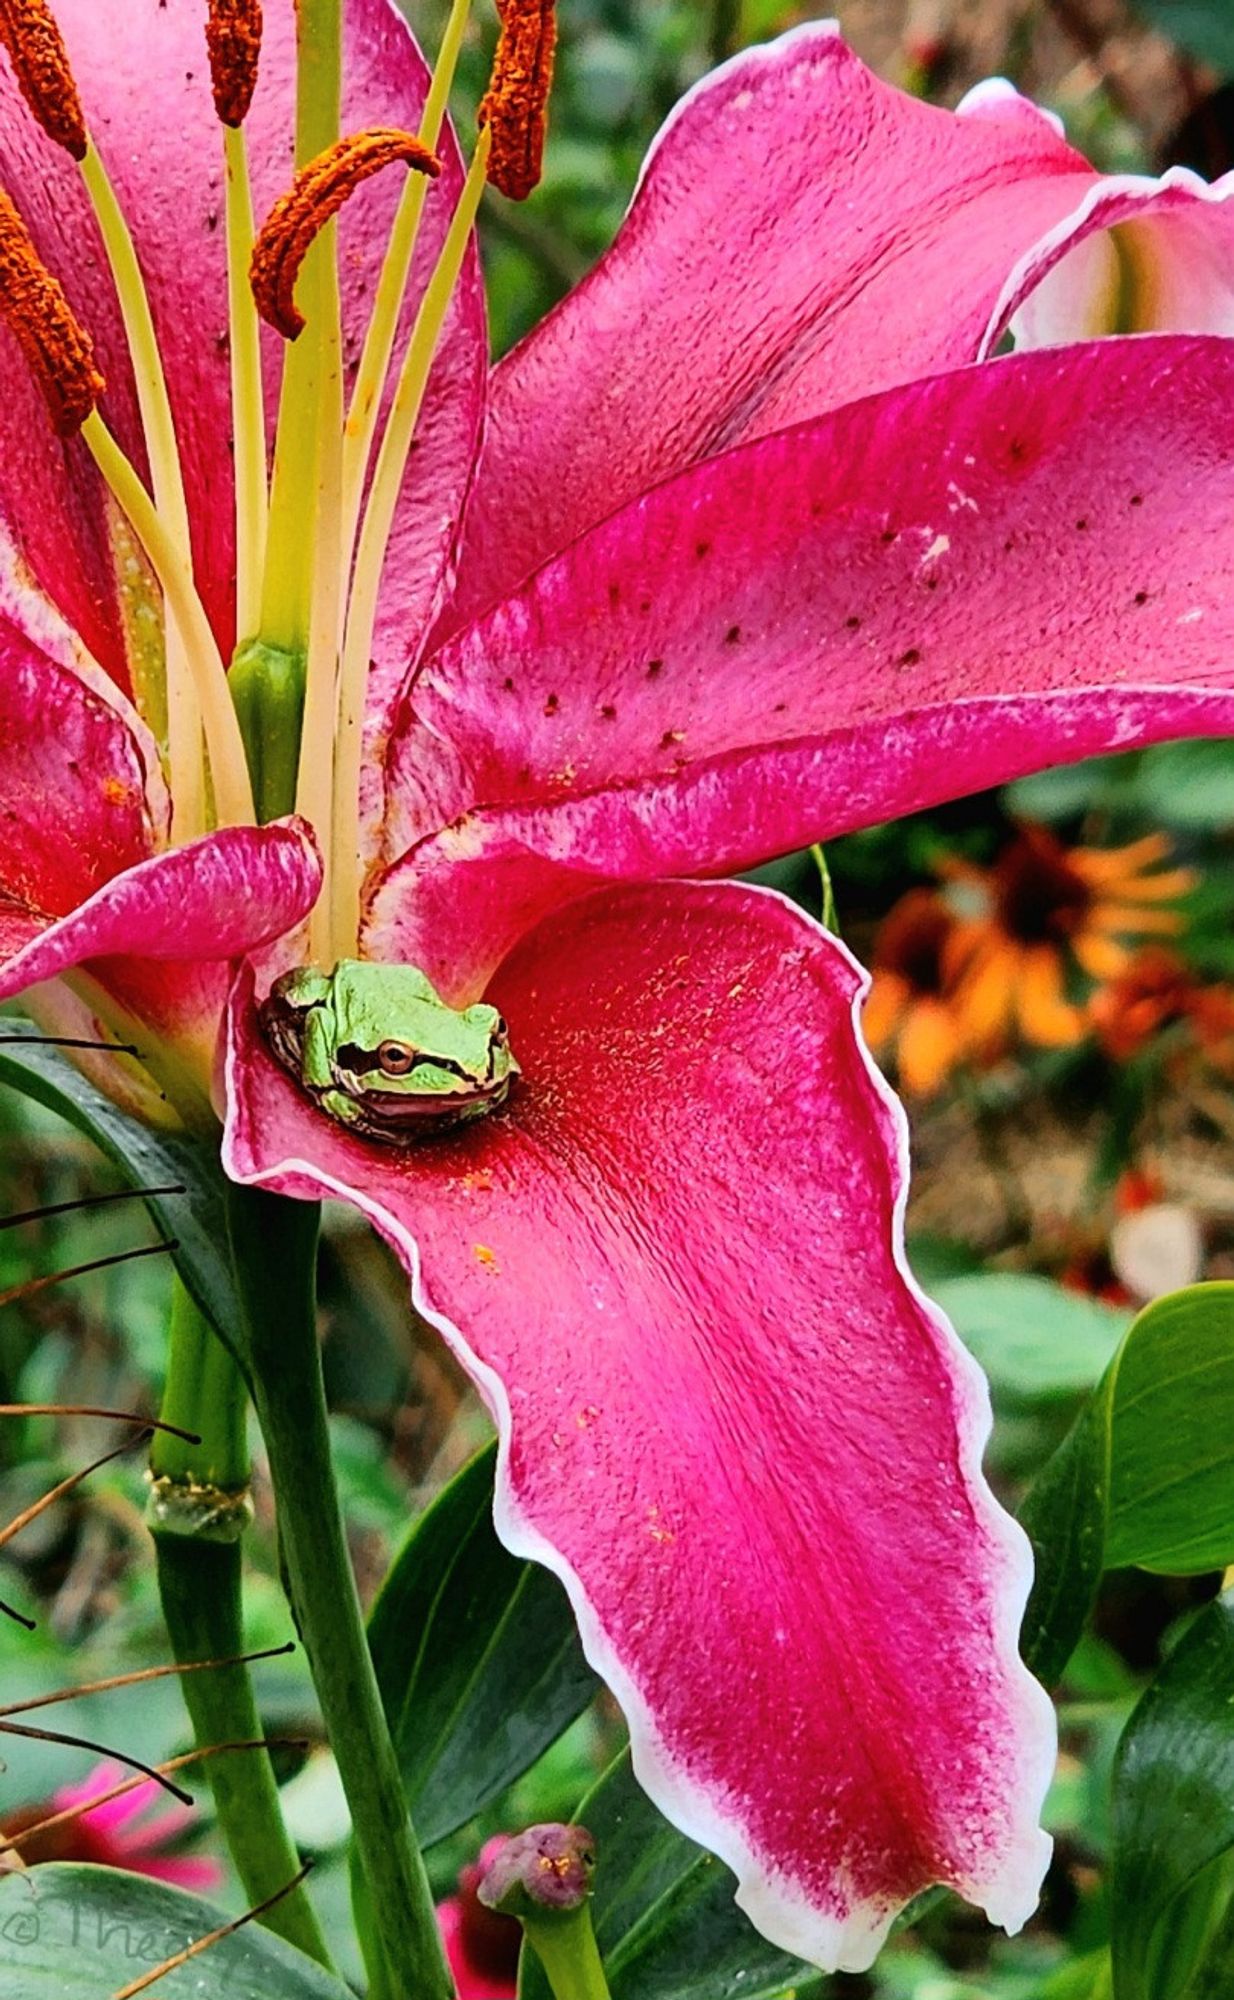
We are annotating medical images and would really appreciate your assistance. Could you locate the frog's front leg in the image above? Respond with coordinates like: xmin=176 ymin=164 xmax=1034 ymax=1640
xmin=319 ymin=1087 xmax=365 ymax=1127
xmin=301 ymin=1005 xmax=340 ymax=1093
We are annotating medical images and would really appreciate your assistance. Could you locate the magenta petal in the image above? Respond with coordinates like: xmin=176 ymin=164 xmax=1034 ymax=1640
xmin=378 ymin=335 xmax=1234 ymax=999
xmin=0 ymin=0 xmax=483 ymax=685
xmin=0 ymin=818 xmax=320 ymax=1067
xmin=0 ymin=614 xmax=155 ymax=951
xmin=447 ymin=26 xmax=1105 ymax=622
xmin=224 ymin=882 xmax=1054 ymax=1972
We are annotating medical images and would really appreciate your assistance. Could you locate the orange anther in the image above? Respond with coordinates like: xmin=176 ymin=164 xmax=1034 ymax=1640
xmin=250 ymin=128 xmax=441 ymax=340
xmin=206 ymin=0 xmax=262 ymax=129
xmin=478 ymin=0 xmax=556 ymax=201
xmin=0 ymin=0 xmax=86 ymax=159
xmin=0 ymin=188 xmax=102 ymax=434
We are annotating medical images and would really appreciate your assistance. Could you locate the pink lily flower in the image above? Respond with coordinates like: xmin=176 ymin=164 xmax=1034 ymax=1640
xmin=4 ymin=1758 xmax=222 ymax=1893
xmin=1 ymin=0 xmax=1234 ymax=1973
xmin=436 ymin=1837 xmax=520 ymax=2000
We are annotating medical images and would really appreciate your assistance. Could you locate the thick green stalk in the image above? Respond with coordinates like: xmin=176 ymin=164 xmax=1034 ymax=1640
xmin=523 ymin=1910 xmax=612 ymax=2000
xmin=229 ymin=1186 xmax=452 ymax=2000
xmin=150 ymin=1279 xmax=332 ymax=1970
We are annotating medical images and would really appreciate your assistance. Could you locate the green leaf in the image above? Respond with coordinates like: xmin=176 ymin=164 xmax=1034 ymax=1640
xmin=936 ymin=1274 xmax=1128 ymax=1404
xmin=368 ymin=1442 xmax=599 ymax=1849
xmin=1103 ymin=1285 xmax=1234 ymax=1573
xmin=1110 ymin=1596 xmax=1234 ymax=2000
xmin=1019 ymin=1284 xmax=1234 ymax=1682
xmin=1130 ymin=1 xmax=1234 ymax=75
xmin=0 ymin=1865 xmax=352 ymax=1999
xmin=518 ymin=1751 xmax=822 ymax=2000
xmin=0 ymin=1018 xmax=241 ymax=1363
xmin=1019 ymin=1400 xmax=1107 ymax=1686
xmin=1129 ymin=739 xmax=1234 ymax=832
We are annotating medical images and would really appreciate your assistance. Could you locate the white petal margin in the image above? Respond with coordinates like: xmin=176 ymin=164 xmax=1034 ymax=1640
xmin=982 ymin=167 xmax=1234 ymax=351
xmin=630 ymin=17 xmax=842 ymax=204
xmin=221 ymin=894 xmax=1056 ymax=1977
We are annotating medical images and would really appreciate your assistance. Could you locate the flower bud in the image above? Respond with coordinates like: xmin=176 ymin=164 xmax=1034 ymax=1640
xmin=477 ymin=1822 xmax=596 ymax=1919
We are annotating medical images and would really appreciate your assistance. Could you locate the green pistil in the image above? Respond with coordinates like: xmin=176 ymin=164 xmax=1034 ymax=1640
xmin=230 ymin=636 xmax=307 ymax=823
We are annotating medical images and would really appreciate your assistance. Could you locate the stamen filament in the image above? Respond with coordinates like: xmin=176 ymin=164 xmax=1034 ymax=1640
xmin=83 ymin=412 xmax=256 ymax=828
xmin=259 ymin=0 xmax=341 ymax=657
xmin=329 ymin=127 xmax=491 ymax=957
xmin=79 ymin=143 xmax=206 ymax=841
xmin=340 ymin=0 xmax=471 ymax=536
xmin=225 ymin=122 xmax=267 ymax=641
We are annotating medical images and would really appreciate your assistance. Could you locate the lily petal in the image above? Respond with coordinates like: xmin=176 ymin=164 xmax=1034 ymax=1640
xmin=448 ymin=26 xmax=1234 ymax=625
xmin=378 ymin=336 xmax=1234 ymax=1000
xmin=0 ymin=614 xmax=155 ymax=958
xmin=0 ymin=818 xmax=321 ymax=1078
xmin=223 ymin=880 xmax=1054 ymax=1973
xmin=0 ymin=0 xmax=484 ymax=696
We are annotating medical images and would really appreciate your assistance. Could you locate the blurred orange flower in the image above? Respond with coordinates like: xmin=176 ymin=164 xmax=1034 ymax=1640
xmin=1091 ymin=944 xmax=1234 ymax=1066
xmin=863 ymin=888 xmax=970 ymax=1095
xmin=945 ymin=827 xmax=1194 ymax=1054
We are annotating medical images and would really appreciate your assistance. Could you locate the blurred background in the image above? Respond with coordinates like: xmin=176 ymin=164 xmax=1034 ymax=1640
xmin=2 ymin=2 xmax=1233 ymax=1994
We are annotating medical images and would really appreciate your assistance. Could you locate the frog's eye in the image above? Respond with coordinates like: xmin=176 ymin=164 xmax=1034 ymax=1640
xmin=376 ymin=1040 xmax=416 ymax=1077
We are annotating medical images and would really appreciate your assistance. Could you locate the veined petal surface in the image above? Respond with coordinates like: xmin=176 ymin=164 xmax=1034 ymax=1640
xmin=224 ymin=880 xmax=1054 ymax=1973
xmin=448 ymin=27 xmax=1234 ymax=623
xmin=379 ymin=337 xmax=1234 ymax=1000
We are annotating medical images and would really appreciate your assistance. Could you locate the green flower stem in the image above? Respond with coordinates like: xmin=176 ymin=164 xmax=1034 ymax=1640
xmin=521 ymin=1909 xmax=613 ymax=2000
xmin=229 ymin=1185 xmax=452 ymax=2000
xmin=151 ymin=1279 xmax=332 ymax=1970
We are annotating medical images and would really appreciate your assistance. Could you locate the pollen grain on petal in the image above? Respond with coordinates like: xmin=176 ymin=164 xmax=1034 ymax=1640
xmin=250 ymin=128 xmax=441 ymax=340
xmin=0 ymin=187 xmax=103 ymax=434
xmin=0 ymin=0 xmax=86 ymax=159
xmin=478 ymin=0 xmax=557 ymax=202
xmin=206 ymin=0 xmax=262 ymax=129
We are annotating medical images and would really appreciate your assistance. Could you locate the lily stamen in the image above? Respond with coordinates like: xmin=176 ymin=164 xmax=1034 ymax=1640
xmin=478 ymin=0 xmax=557 ymax=201
xmin=81 ymin=409 xmax=257 ymax=827
xmin=0 ymin=0 xmax=212 ymax=839
xmin=206 ymin=0 xmax=262 ymax=129
xmin=250 ymin=128 xmax=442 ymax=341
xmin=341 ymin=0 xmax=471 ymax=514
xmin=0 ymin=0 xmax=85 ymax=159
xmin=327 ymin=126 xmax=492 ymax=958
xmin=208 ymin=0 xmax=267 ymax=638
xmin=0 ymin=186 xmax=102 ymax=433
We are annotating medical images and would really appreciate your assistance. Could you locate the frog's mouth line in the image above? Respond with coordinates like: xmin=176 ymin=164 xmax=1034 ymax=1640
xmin=347 ymin=1078 xmax=513 ymax=1124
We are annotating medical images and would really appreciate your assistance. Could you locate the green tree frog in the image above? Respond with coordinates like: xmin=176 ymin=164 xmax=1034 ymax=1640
xmin=261 ymin=960 xmax=518 ymax=1144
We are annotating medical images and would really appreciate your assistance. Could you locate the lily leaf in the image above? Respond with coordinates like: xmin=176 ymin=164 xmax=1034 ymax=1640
xmin=368 ymin=1442 xmax=599 ymax=1848
xmin=1021 ymin=1283 xmax=1234 ymax=1685
xmin=518 ymin=1750 xmax=822 ymax=2000
xmin=1110 ymin=1595 xmax=1234 ymax=2000
xmin=0 ymin=1864 xmax=352 ymax=1999
xmin=0 ymin=1017 xmax=241 ymax=1362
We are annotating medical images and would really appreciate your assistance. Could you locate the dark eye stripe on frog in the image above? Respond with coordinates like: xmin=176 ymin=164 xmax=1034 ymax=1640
xmin=335 ymin=1043 xmax=474 ymax=1082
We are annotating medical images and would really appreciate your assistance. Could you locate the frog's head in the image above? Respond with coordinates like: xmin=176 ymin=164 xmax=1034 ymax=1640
xmin=261 ymin=960 xmax=518 ymax=1144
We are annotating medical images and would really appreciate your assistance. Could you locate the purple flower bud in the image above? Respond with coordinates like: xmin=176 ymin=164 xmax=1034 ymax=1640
xmin=476 ymin=1823 xmax=596 ymax=1919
